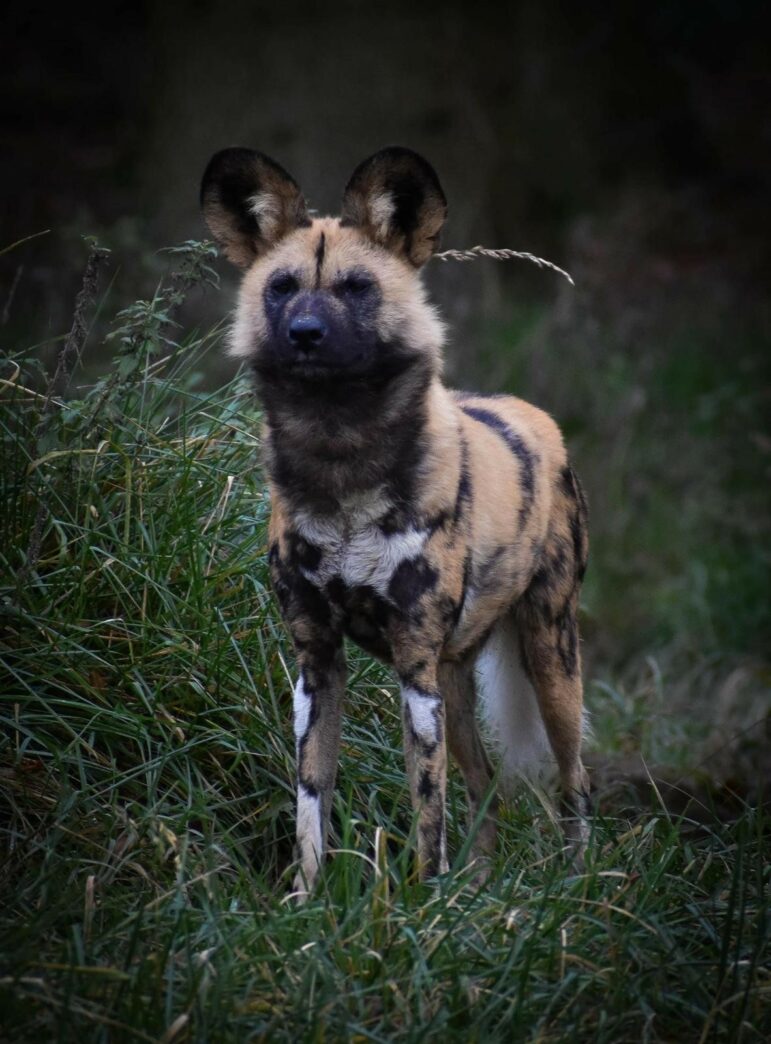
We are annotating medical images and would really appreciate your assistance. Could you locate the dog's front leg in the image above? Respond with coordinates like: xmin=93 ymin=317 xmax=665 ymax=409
xmin=291 ymin=645 xmax=346 ymax=897
xmin=397 ymin=660 xmax=448 ymax=880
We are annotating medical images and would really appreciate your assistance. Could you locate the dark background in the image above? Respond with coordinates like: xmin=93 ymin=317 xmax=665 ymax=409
xmin=2 ymin=0 xmax=769 ymax=766
xmin=3 ymin=0 xmax=769 ymax=350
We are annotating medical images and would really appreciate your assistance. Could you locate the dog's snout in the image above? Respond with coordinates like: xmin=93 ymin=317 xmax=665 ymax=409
xmin=289 ymin=314 xmax=327 ymax=349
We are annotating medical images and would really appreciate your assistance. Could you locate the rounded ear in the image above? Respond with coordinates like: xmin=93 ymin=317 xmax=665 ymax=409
xmin=340 ymin=146 xmax=447 ymax=267
xmin=200 ymin=148 xmax=310 ymax=268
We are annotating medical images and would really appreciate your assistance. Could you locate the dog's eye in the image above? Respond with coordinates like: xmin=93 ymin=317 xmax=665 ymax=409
xmin=340 ymin=275 xmax=373 ymax=295
xmin=270 ymin=274 xmax=299 ymax=297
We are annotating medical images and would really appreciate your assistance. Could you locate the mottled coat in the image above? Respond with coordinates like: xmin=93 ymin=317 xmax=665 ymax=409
xmin=201 ymin=146 xmax=591 ymax=894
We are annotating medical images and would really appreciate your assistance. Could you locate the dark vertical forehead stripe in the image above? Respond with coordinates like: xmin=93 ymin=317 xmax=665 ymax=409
xmin=314 ymin=231 xmax=326 ymax=287
xmin=460 ymin=405 xmax=536 ymax=524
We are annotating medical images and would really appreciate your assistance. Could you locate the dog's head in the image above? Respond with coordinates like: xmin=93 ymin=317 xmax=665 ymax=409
xmin=201 ymin=147 xmax=447 ymax=383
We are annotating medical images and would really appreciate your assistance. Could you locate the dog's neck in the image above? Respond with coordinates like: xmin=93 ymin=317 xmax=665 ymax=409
xmin=257 ymin=363 xmax=459 ymax=522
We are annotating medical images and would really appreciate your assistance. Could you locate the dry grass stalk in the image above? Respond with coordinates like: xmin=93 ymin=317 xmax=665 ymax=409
xmin=433 ymin=244 xmax=574 ymax=286
xmin=19 ymin=240 xmax=110 ymax=583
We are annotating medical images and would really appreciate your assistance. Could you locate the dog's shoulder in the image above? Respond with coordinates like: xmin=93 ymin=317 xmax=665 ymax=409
xmin=453 ymin=390 xmax=566 ymax=465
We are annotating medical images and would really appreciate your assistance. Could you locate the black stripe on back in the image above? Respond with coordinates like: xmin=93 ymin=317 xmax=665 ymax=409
xmin=460 ymin=404 xmax=536 ymax=524
xmin=454 ymin=431 xmax=472 ymax=523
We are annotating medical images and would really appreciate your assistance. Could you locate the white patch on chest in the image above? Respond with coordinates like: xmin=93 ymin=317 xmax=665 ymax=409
xmin=295 ymin=490 xmax=428 ymax=598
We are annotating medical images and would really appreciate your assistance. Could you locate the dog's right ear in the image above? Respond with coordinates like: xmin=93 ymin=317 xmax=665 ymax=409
xmin=341 ymin=147 xmax=447 ymax=267
xmin=200 ymin=148 xmax=310 ymax=268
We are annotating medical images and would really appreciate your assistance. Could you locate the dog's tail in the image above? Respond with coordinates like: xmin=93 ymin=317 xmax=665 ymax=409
xmin=475 ymin=614 xmax=557 ymax=791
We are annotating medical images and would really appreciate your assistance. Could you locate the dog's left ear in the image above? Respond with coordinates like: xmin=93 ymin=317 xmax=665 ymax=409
xmin=200 ymin=147 xmax=310 ymax=268
xmin=341 ymin=147 xmax=447 ymax=267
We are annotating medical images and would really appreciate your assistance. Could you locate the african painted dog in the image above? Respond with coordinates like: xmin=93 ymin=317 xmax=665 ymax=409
xmin=201 ymin=146 xmax=591 ymax=895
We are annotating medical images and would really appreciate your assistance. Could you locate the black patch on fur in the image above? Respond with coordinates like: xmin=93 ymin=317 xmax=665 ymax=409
xmin=291 ymin=576 xmax=332 ymax=628
xmin=453 ymin=390 xmax=508 ymax=402
xmin=345 ymin=619 xmax=392 ymax=662
xmin=314 ymin=232 xmax=326 ymax=287
xmin=388 ymin=555 xmax=438 ymax=610
xmin=556 ymin=608 xmax=579 ymax=677
xmin=438 ymin=593 xmax=461 ymax=627
xmin=569 ymin=512 xmax=585 ymax=582
xmin=559 ymin=465 xmax=577 ymax=501
xmin=455 ymin=550 xmax=473 ymax=623
xmin=286 ymin=532 xmax=323 ymax=573
xmin=454 ymin=435 xmax=472 ymax=523
xmin=382 ymin=383 xmax=432 ymax=508
xmin=573 ymin=518 xmax=586 ymax=582
xmin=269 ymin=547 xmax=333 ymax=631
xmin=426 ymin=433 xmax=473 ymax=536
xmin=425 ymin=507 xmax=450 ymax=534
xmin=418 ymin=770 xmax=435 ymax=800
xmin=460 ymin=404 xmax=536 ymax=524
xmin=327 ymin=584 xmax=395 ymax=664
xmin=527 ymin=563 xmax=552 ymax=597
xmin=345 ymin=614 xmax=391 ymax=662
xmin=474 ymin=547 xmax=507 ymax=593
xmin=344 ymin=585 xmax=392 ymax=627
xmin=561 ymin=465 xmax=589 ymax=584
xmin=325 ymin=577 xmax=347 ymax=605
xmin=399 ymin=660 xmax=428 ymax=688
xmin=293 ymin=637 xmax=340 ymax=674
xmin=420 ymin=815 xmax=445 ymax=878
xmin=298 ymin=778 xmax=319 ymax=799
xmin=551 ymin=539 xmax=568 ymax=577
xmin=378 ymin=505 xmax=413 ymax=535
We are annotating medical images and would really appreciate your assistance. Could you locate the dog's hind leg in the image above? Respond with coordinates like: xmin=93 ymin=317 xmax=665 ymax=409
xmin=439 ymin=658 xmax=498 ymax=866
xmin=515 ymin=598 xmax=591 ymax=863
xmin=511 ymin=465 xmax=591 ymax=864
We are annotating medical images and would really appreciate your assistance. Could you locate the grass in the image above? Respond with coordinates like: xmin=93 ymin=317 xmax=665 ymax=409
xmin=0 ymin=241 xmax=769 ymax=1041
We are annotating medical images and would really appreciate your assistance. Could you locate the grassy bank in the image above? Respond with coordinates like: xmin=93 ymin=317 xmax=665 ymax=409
xmin=1 ymin=242 xmax=768 ymax=1041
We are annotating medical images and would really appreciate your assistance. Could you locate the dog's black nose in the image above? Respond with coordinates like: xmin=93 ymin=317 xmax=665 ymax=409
xmin=289 ymin=315 xmax=327 ymax=348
